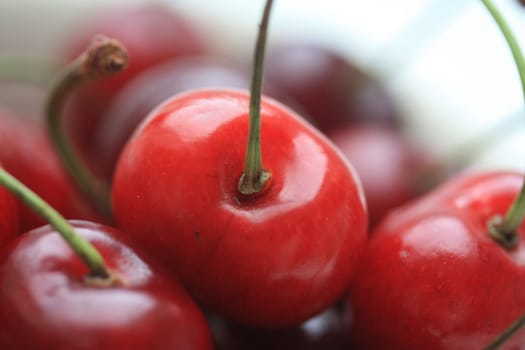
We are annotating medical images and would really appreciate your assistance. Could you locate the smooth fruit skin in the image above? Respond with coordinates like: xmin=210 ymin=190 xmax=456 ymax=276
xmin=0 ymin=220 xmax=213 ymax=350
xmin=0 ymin=162 xmax=18 ymax=247
xmin=264 ymin=43 xmax=399 ymax=132
xmin=0 ymin=111 xmax=102 ymax=232
xmin=112 ymin=89 xmax=368 ymax=327
xmin=61 ymin=4 xmax=206 ymax=155
xmin=348 ymin=171 xmax=525 ymax=350
xmin=328 ymin=124 xmax=428 ymax=229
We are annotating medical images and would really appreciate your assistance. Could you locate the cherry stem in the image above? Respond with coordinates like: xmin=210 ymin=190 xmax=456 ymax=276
xmin=237 ymin=0 xmax=273 ymax=195
xmin=45 ymin=35 xmax=128 ymax=220
xmin=0 ymin=53 xmax=58 ymax=85
xmin=0 ymin=168 xmax=110 ymax=280
xmin=481 ymin=0 xmax=525 ymax=249
xmin=484 ymin=313 xmax=525 ymax=350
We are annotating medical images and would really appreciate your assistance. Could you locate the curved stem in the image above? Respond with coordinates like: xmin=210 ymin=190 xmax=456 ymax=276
xmin=484 ymin=313 xmax=525 ymax=350
xmin=480 ymin=0 xmax=525 ymax=248
xmin=0 ymin=168 xmax=109 ymax=279
xmin=237 ymin=0 xmax=273 ymax=195
xmin=45 ymin=35 xmax=128 ymax=220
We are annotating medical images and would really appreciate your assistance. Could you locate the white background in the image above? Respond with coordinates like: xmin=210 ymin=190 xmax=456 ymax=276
xmin=0 ymin=0 xmax=524 ymax=172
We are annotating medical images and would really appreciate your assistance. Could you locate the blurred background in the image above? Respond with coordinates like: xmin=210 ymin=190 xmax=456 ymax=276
xmin=0 ymin=0 xmax=524 ymax=172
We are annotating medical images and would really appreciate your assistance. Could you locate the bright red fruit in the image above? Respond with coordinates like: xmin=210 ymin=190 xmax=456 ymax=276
xmin=347 ymin=171 xmax=525 ymax=349
xmin=264 ymin=43 xmax=399 ymax=132
xmin=0 ymin=220 xmax=213 ymax=350
xmin=61 ymin=4 xmax=206 ymax=154
xmin=0 ymin=162 xmax=18 ymax=246
xmin=112 ymin=89 xmax=368 ymax=327
xmin=328 ymin=124 xmax=428 ymax=229
xmin=0 ymin=110 xmax=101 ymax=232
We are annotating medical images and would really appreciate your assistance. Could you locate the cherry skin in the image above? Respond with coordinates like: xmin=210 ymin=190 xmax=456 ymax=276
xmin=264 ymin=42 xmax=400 ymax=132
xmin=61 ymin=3 xmax=206 ymax=155
xmin=0 ymin=162 xmax=18 ymax=246
xmin=211 ymin=304 xmax=353 ymax=350
xmin=0 ymin=110 xmax=102 ymax=232
xmin=91 ymin=55 xmax=266 ymax=180
xmin=328 ymin=124 xmax=429 ymax=229
xmin=112 ymin=88 xmax=368 ymax=327
xmin=0 ymin=220 xmax=213 ymax=350
xmin=347 ymin=171 xmax=525 ymax=349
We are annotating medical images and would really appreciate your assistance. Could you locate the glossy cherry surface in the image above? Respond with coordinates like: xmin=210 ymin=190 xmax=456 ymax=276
xmin=112 ymin=88 xmax=368 ymax=327
xmin=328 ymin=124 xmax=428 ymax=229
xmin=347 ymin=171 xmax=525 ymax=349
xmin=0 ymin=162 xmax=18 ymax=247
xmin=0 ymin=220 xmax=213 ymax=350
xmin=61 ymin=4 xmax=206 ymax=154
xmin=0 ymin=110 xmax=101 ymax=232
xmin=264 ymin=42 xmax=399 ymax=132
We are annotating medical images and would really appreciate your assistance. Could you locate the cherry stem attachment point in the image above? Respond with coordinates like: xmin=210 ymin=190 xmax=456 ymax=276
xmin=0 ymin=168 xmax=111 ymax=281
xmin=238 ymin=0 xmax=273 ymax=195
xmin=481 ymin=0 xmax=525 ymax=249
xmin=45 ymin=35 xmax=128 ymax=220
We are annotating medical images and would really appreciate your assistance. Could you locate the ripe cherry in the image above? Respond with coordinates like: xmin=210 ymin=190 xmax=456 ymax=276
xmin=111 ymin=0 xmax=367 ymax=327
xmin=0 ymin=167 xmax=212 ymax=349
xmin=264 ymin=41 xmax=400 ymax=132
xmin=0 ymin=109 xmax=101 ymax=232
xmin=347 ymin=171 xmax=525 ymax=349
xmin=328 ymin=124 xmax=429 ymax=229
xmin=60 ymin=3 xmax=206 ymax=157
xmin=0 ymin=221 xmax=213 ymax=350
xmin=0 ymin=161 xmax=18 ymax=246
xmin=347 ymin=2 xmax=525 ymax=348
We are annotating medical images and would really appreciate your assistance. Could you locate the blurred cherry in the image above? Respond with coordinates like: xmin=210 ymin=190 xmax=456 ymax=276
xmin=328 ymin=124 xmax=429 ymax=228
xmin=0 ymin=161 xmax=18 ymax=246
xmin=264 ymin=42 xmax=400 ymax=132
xmin=61 ymin=3 xmax=207 ymax=156
xmin=211 ymin=304 xmax=353 ymax=350
xmin=0 ymin=109 xmax=102 ymax=232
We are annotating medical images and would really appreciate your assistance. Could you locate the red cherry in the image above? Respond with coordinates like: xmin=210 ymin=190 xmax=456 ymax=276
xmin=0 ymin=110 xmax=102 ymax=232
xmin=0 ymin=161 xmax=18 ymax=246
xmin=328 ymin=124 xmax=429 ymax=229
xmin=111 ymin=89 xmax=368 ymax=327
xmin=0 ymin=220 xmax=213 ymax=349
xmin=61 ymin=4 xmax=206 ymax=155
xmin=347 ymin=171 xmax=525 ymax=349
xmin=264 ymin=42 xmax=400 ymax=132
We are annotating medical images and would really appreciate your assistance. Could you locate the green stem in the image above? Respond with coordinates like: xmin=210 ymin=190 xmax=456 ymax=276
xmin=484 ymin=313 xmax=525 ymax=350
xmin=237 ymin=0 xmax=273 ymax=195
xmin=481 ymin=0 xmax=525 ymax=347
xmin=0 ymin=167 xmax=109 ymax=279
xmin=45 ymin=35 xmax=128 ymax=220
xmin=480 ymin=0 xmax=525 ymax=249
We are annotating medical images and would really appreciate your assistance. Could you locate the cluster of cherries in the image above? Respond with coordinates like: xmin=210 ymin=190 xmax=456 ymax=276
xmin=0 ymin=0 xmax=524 ymax=349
